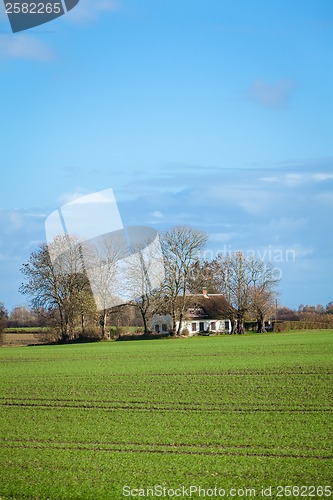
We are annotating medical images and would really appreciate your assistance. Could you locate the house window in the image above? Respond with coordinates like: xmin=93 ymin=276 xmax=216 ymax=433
xmin=210 ymin=322 xmax=216 ymax=331
xmin=199 ymin=322 xmax=205 ymax=332
xmin=188 ymin=307 xmax=204 ymax=316
xmin=224 ymin=321 xmax=230 ymax=331
xmin=162 ymin=323 xmax=167 ymax=332
xmin=191 ymin=323 xmax=197 ymax=332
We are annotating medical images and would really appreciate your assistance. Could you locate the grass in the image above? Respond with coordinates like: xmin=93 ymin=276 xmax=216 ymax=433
xmin=0 ymin=330 xmax=332 ymax=499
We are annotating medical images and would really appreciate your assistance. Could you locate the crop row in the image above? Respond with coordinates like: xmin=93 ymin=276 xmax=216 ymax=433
xmin=1 ymin=397 xmax=332 ymax=413
xmin=1 ymin=439 xmax=332 ymax=460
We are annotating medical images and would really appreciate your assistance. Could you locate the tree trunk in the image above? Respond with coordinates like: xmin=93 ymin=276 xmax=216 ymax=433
xmin=236 ymin=316 xmax=245 ymax=334
xmin=171 ymin=307 xmax=177 ymax=336
xmin=140 ymin=308 xmax=149 ymax=335
xmin=61 ymin=311 xmax=72 ymax=342
xmin=176 ymin=290 xmax=187 ymax=336
xmin=58 ymin=305 xmax=68 ymax=341
xmin=81 ymin=312 xmax=85 ymax=335
xmin=230 ymin=318 xmax=236 ymax=334
xmin=177 ymin=311 xmax=183 ymax=336
xmin=257 ymin=315 xmax=266 ymax=333
xmin=100 ymin=309 xmax=108 ymax=339
xmin=61 ymin=323 xmax=71 ymax=342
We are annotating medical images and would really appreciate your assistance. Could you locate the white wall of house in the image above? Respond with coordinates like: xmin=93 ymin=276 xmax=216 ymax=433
xmin=176 ymin=319 xmax=231 ymax=335
xmin=150 ymin=314 xmax=173 ymax=333
xmin=151 ymin=314 xmax=231 ymax=335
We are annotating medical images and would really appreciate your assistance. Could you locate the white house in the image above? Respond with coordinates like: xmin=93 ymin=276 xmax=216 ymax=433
xmin=151 ymin=290 xmax=232 ymax=336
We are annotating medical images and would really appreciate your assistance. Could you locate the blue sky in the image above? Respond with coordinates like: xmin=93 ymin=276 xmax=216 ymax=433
xmin=0 ymin=0 xmax=332 ymax=311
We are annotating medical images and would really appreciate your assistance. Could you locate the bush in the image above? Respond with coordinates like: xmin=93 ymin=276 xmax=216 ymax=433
xmin=114 ymin=326 xmax=129 ymax=338
xmin=33 ymin=328 xmax=61 ymax=344
xmin=273 ymin=322 xmax=289 ymax=333
xmin=79 ymin=328 xmax=103 ymax=342
xmin=273 ymin=319 xmax=333 ymax=332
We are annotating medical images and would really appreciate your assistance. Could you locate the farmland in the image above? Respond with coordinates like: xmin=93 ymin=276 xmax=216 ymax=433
xmin=0 ymin=328 xmax=49 ymax=347
xmin=0 ymin=331 xmax=332 ymax=499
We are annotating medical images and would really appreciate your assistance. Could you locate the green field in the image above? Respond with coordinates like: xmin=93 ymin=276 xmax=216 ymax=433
xmin=0 ymin=331 xmax=332 ymax=499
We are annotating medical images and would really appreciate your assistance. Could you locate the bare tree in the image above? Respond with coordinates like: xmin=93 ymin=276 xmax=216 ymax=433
xmin=211 ymin=252 xmax=249 ymax=334
xmin=249 ymin=288 xmax=276 ymax=333
xmin=83 ymin=233 xmax=127 ymax=338
xmin=212 ymin=252 xmax=279 ymax=334
xmin=122 ymin=234 xmax=165 ymax=335
xmin=187 ymin=259 xmax=219 ymax=294
xmin=8 ymin=306 xmax=34 ymax=327
xmin=0 ymin=302 xmax=8 ymax=324
xmin=326 ymin=301 xmax=333 ymax=314
xmin=248 ymin=258 xmax=279 ymax=333
xmin=161 ymin=226 xmax=207 ymax=336
xmin=125 ymin=255 xmax=153 ymax=335
xmin=20 ymin=236 xmax=91 ymax=342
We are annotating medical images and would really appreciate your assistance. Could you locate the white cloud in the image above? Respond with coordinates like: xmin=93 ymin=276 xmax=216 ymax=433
xmin=246 ymin=79 xmax=296 ymax=109
xmin=284 ymin=171 xmax=333 ymax=187
xmin=260 ymin=176 xmax=278 ymax=183
xmin=312 ymin=173 xmax=333 ymax=182
xmin=0 ymin=35 xmax=53 ymax=61
xmin=260 ymin=171 xmax=333 ymax=188
xmin=151 ymin=211 xmax=164 ymax=219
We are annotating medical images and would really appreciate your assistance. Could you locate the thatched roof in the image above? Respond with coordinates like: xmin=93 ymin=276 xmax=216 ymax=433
xmin=181 ymin=294 xmax=232 ymax=320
